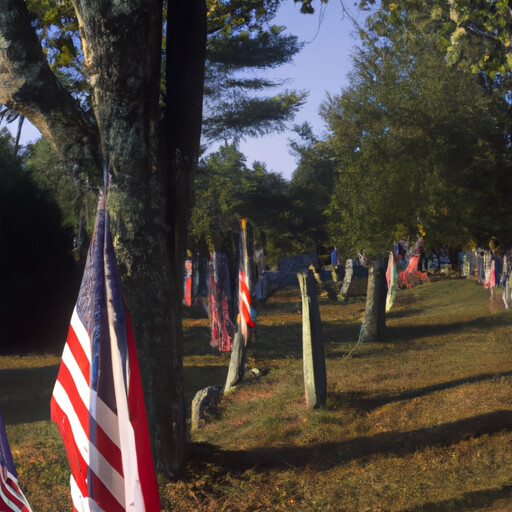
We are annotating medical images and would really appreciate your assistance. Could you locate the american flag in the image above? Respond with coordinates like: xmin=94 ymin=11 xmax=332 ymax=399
xmin=50 ymin=194 xmax=160 ymax=512
xmin=0 ymin=408 xmax=32 ymax=512
xmin=238 ymin=218 xmax=255 ymax=344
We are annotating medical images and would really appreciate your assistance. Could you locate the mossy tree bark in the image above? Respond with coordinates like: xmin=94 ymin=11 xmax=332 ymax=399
xmin=0 ymin=0 xmax=207 ymax=478
xmin=359 ymin=257 xmax=388 ymax=343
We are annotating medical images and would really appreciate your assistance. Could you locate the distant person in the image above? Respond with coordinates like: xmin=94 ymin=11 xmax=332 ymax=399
xmin=331 ymin=245 xmax=338 ymax=266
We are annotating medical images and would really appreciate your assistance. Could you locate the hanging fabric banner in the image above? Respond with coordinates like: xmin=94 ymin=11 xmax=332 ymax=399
xmin=385 ymin=251 xmax=398 ymax=312
xmin=208 ymin=252 xmax=233 ymax=352
xmin=238 ymin=218 xmax=256 ymax=345
xmin=50 ymin=192 xmax=160 ymax=512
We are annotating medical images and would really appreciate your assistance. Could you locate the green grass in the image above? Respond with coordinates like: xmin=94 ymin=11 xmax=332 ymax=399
xmin=3 ymin=278 xmax=512 ymax=511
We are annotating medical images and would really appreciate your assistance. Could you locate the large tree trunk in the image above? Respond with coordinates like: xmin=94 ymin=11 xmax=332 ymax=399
xmin=74 ymin=0 xmax=205 ymax=479
xmin=71 ymin=0 xmax=189 ymax=479
xmin=0 ymin=0 xmax=207 ymax=480
xmin=161 ymin=0 xmax=207 ymax=478
xmin=359 ymin=257 xmax=388 ymax=343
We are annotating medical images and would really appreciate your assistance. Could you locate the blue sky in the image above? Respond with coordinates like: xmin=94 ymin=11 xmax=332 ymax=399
xmin=237 ymin=0 xmax=364 ymax=180
xmin=6 ymin=0 xmax=364 ymax=180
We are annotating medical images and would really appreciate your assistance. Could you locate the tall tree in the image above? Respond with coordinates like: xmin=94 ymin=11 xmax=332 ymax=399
xmin=288 ymin=122 xmax=336 ymax=254
xmin=189 ymin=141 xmax=291 ymax=263
xmin=322 ymin=9 xmax=511 ymax=340
xmin=0 ymin=0 xmax=206 ymax=479
xmin=0 ymin=129 xmax=76 ymax=350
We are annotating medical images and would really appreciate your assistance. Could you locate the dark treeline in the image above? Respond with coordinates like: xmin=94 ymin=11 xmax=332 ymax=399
xmin=0 ymin=130 xmax=80 ymax=351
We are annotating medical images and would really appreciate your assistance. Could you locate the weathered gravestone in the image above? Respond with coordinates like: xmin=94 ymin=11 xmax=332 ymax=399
xmin=298 ymin=271 xmax=327 ymax=409
xmin=190 ymin=386 xmax=223 ymax=430
xmin=224 ymin=329 xmax=246 ymax=392
xmin=339 ymin=258 xmax=368 ymax=299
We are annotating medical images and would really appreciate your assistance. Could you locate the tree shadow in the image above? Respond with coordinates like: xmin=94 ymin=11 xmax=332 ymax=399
xmin=331 ymin=370 xmax=512 ymax=413
xmin=322 ymin=322 xmax=362 ymax=348
xmin=402 ymin=483 xmax=512 ymax=511
xmin=386 ymin=307 xmax=426 ymax=319
xmin=183 ymin=365 xmax=228 ymax=407
xmin=386 ymin=313 xmax=512 ymax=342
xmin=189 ymin=410 xmax=512 ymax=474
xmin=0 ymin=365 xmax=59 ymax=424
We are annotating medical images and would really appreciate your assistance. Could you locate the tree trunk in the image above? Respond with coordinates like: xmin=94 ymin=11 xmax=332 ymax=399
xmin=298 ymin=271 xmax=326 ymax=409
xmin=359 ymin=257 xmax=388 ymax=343
xmin=71 ymin=0 xmax=195 ymax=480
xmin=0 ymin=0 xmax=207 ymax=480
xmin=161 ymin=0 xmax=207 ymax=478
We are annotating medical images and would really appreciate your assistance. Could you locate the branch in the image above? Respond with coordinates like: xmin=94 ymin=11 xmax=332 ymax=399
xmin=0 ymin=0 xmax=101 ymax=179
xmin=464 ymin=21 xmax=508 ymax=50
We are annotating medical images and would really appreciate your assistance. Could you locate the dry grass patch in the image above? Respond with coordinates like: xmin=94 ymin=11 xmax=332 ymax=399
xmin=167 ymin=278 xmax=512 ymax=511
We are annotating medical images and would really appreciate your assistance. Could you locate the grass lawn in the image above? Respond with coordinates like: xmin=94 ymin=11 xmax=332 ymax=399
xmin=2 ymin=277 xmax=512 ymax=511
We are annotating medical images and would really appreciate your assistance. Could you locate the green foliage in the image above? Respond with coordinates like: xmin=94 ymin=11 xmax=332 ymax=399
xmin=26 ymin=0 xmax=89 ymax=106
xmin=202 ymin=90 xmax=306 ymax=140
xmin=293 ymin=0 xmax=329 ymax=15
xmin=204 ymin=12 xmax=306 ymax=142
xmin=206 ymin=0 xmax=281 ymax=35
xmin=444 ymin=0 xmax=512 ymax=78
xmin=359 ymin=0 xmax=512 ymax=91
xmin=189 ymin=133 xmax=340 ymax=264
xmin=189 ymin=141 xmax=291 ymax=262
xmin=322 ymin=13 xmax=512 ymax=258
xmin=288 ymin=122 xmax=336 ymax=253
xmin=25 ymin=137 xmax=95 ymax=236
xmin=207 ymin=24 xmax=301 ymax=69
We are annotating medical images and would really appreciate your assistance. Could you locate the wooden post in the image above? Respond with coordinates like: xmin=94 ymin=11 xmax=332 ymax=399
xmin=224 ymin=326 xmax=247 ymax=392
xmin=298 ymin=270 xmax=327 ymax=409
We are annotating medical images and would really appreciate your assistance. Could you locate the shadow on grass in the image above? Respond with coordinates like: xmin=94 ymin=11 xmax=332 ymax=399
xmin=402 ymin=483 xmax=512 ymax=512
xmin=184 ymin=365 xmax=228 ymax=408
xmin=337 ymin=370 xmax=512 ymax=412
xmin=387 ymin=313 xmax=512 ymax=342
xmin=386 ymin=307 xmax=426 ymax=320
xmin=189 ymin=410 xmax=512 ymax=473
xmin=322 ymin=322 xmax=362 ymax=347
xmin=0 ymin=365 xmax=59 ymax=424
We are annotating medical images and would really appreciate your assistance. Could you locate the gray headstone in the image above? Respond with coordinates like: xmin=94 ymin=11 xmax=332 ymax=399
xmin=191 ymin=386 xmax=223 ymax=430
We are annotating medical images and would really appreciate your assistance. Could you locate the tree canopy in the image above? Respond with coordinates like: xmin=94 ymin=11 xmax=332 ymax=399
xmin=322 ymin=4 xmax=512 ymax=259
xmin=189 ymin=141 xmax=294 ymax=261
xmin=203 ymin=19 xmax=306 ymax=141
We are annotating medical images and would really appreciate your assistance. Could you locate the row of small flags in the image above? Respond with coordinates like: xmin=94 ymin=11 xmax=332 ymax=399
xmin=3 ymin=196 xmax=257 ymax=511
